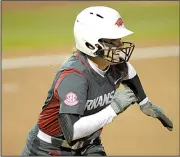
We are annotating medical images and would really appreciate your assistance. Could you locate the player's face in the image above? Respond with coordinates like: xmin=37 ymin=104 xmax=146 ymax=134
xmin=99 ymin=38 xmax=125 ymax=64
xmin=103 ymin=39 xmax=123 ymax=47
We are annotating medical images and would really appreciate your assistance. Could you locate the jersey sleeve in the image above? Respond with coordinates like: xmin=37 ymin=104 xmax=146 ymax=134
xmin=55 ymin=71 xmax=88 ymax=116
xmin=123 ymin=62 xmax=137 ymax=80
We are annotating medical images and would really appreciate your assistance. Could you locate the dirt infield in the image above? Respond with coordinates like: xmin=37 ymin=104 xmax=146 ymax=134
xmin=2 ymin=47 xmax=179 ymax=155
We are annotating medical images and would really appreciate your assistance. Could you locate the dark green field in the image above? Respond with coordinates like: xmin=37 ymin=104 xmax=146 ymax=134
xmin=2 ymin=1 xmax=179 ymax=53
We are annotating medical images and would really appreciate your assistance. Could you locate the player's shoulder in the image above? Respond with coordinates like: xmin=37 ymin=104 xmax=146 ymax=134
xmin=60 ymin=52 xmax=89 ymax=73
xmin=52 ymin=66 xmax=88 ymax=91
xmin=57 ymin=52 xmax=89 ymax=83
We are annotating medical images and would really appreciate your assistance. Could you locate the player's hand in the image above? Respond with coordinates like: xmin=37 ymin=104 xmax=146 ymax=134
xmin=110 ymin=87 xmax=137 ymax=115
xmin=140 ymin=101 xmax=173 ymax=131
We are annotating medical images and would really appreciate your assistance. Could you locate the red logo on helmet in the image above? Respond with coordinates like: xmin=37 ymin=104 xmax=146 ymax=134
xmin=115 ymin=18 xmax=123 ymax=27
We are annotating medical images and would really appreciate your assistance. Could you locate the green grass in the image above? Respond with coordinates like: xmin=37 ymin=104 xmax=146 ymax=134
xmin=2 ymin=2 xmax=179 ymax=53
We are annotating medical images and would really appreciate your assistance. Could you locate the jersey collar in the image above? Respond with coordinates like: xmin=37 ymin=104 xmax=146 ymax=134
xmin=87 ymin=58 xmax=109 ymax=78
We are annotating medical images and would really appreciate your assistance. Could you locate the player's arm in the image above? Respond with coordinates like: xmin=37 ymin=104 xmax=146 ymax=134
xmin=122 ymin=62 xmax=173 ymax=131
xmin=59 ymin=87 xmax=136 ymax=144
xmin=121 ymin=62 xmax=148 ymax=105
xmin=71 ymin=86 xmax=137 ymax=141
xmin=59 ymin=105 xmax=117 ymax=144
xmin=55 ymin=72 xmax=136 ymax=144
xmin=55 ymin=71 xmax=88 ymax=144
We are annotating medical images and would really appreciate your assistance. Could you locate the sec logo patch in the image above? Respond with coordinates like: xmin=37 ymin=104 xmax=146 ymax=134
xmin=64 ymin=92 xmax=78 ymax=106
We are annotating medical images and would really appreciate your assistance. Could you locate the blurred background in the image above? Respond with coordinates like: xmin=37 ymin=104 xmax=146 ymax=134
xmin=2 ymin=1 xmax=179 ymax=55
xmin=2 ymin=1 xmax=179 ymax=156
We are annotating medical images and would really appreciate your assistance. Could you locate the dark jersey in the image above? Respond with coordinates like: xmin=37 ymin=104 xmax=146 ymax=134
xmin=37 ymin=51 xmax=128 ymax=138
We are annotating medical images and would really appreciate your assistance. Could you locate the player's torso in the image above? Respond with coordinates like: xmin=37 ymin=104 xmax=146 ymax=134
xmin=53 ymin=52 xmax=126 ymax=115
xmin=83 ymin=70 xmax=116 ymax=116
xmin=59 ymin=52 xmax=126 ymax=116
xmin=39 ymin=51 xmax=127 ymax=137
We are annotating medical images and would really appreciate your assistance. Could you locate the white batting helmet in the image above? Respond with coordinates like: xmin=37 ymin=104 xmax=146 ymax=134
xmin=73 ymin=6 xmax=135 ymax=63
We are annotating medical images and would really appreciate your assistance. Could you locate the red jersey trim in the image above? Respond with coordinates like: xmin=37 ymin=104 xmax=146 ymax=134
xmin=38 ymin=68 xmax=85 ymax=136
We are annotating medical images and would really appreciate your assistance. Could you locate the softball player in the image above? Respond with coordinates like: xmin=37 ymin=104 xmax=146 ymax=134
xmin=21 ymin=6 xmax=173 ymax=156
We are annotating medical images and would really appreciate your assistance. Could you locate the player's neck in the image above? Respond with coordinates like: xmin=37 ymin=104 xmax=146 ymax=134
xmin=87 ymin=56 xmax=110 ymax=71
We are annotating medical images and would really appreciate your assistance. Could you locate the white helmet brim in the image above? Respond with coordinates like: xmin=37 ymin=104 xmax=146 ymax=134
xmin=97 ymin=25 xmax=134 ymax=40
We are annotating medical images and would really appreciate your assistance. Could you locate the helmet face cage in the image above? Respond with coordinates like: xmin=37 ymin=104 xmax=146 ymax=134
xmin=95 ymin=39 xmax=135 ymax=64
